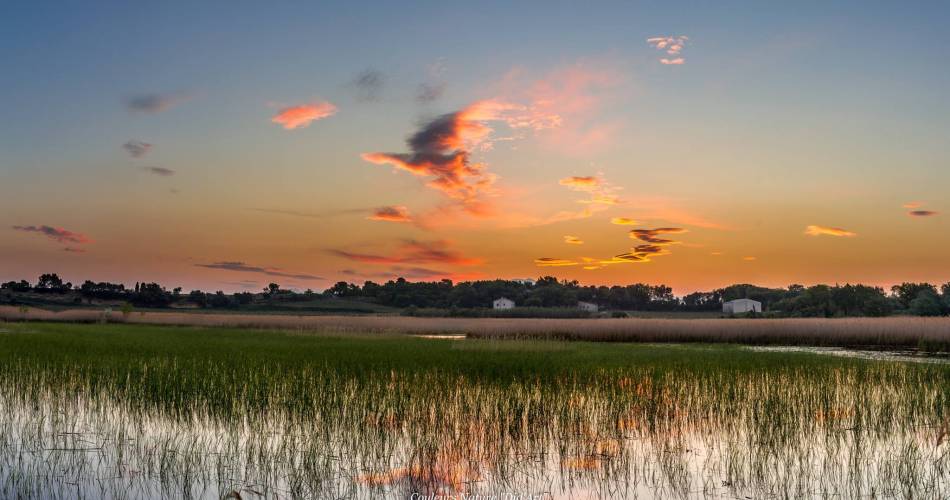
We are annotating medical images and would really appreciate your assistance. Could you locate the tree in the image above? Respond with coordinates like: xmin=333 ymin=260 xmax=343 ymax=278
xmin=132 ymin=282 xmax=171 ymax=307
xmin=35 ymin=273 xmax=68 ymax=293
xmin=265 ymin=283 xmax=280 ymax=297
xmin=188 ymin=290 xmax=207 ymax=307
xmin=1 ymin=280 xmax=31 ymax=292
xmin=891 ymin=283 xmax=938 ymax=309
xmin=909 ymin=290 xmax=944 ymax=316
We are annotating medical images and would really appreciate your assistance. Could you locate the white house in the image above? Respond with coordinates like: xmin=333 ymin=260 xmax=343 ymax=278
xmin=577 ymin=301 xmax=599 ymax=313
xmin=493 ymin=297 xmax=516 ymax=310
xmin=723 ymin=298 xmax=762 ymax=315
xmin=512 ymin=278 xmax=536 ymax=286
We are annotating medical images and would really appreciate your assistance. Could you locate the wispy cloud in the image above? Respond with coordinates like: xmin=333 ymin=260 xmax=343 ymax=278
xmin=904 ymin=202 xmax=938 ymax=217
xmin=12 ymin=225 xmax=92 ymax=245
xmin=122 ymin=140 xmax=152 ymax=158
xmin=558 ymin=176 xmax=600 ymax=190
xmin=125 ymin=92 xmax=190 ymax=113
xmin=196 ymin=261 xmax=323 ymax=280
xmin=648 ymin=36 xmax=689 ymax=64
xmin=330 ymin=240 xmax=482 ymax=266
xmin=416 ymin=82 xmax=446 ymax=103
xmin=629 ymin=227 xmax=687 ymax=245
xmin=534 ymin=257 xmax=579 ymax=267
xmin=271 ymin=102 xmax=337 ymax=130
xmin=536 ymin=227 xmax=685 ymax=270
xmin=250 ymin=207 xmax=367 ymax=219
xmin=140 ymin=166 xmax=175 ymax=177
xmin=494 ymin=64 xmax=622 ymax=154
xmin=350 ymin=69 xmax=385 ymax=102
xmin=563 ymin=235 xmax=584 ymax=245
xmin=610 ymin=217 xmax=638 ymax=225
xmin=368 ymin=206 xmax=412 ymax=223
xmin=804 ymin=225 xmax=857 ymax=237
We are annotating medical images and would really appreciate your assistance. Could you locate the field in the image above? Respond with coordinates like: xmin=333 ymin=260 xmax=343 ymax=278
xmin=4 ymin=305 xmax=950 ymax=350
xmin=1 ymin=322 xmax=949 ymax=498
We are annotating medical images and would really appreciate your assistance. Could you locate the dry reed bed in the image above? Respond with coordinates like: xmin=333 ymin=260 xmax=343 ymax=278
xmin=3 ymin=306 xmax=950 ymax=349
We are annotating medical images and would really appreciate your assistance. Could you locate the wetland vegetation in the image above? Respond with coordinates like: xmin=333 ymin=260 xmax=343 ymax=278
xmin=1 ymin=322 xmax=949 ymax=498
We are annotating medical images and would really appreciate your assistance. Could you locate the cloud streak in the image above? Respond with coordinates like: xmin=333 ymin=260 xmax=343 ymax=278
xmin=330 ymin=240 xmax=482 ymax=266
xmin=122 ymin=140 xmax=152 ymax=158
xmin=125 ymin=92 xmax=190 ymax=113
xmin=368 ymin=206 xmax=412 ymax=223
xmin=350 ymin=69 xmax=385 ymax=102
xmin=12 ymin=225 xmax=92 ymax=245
xmin=908 ymin=210 xmax=938 ymax=217
xmin=140 ymin=166 xmax=175 ymax=177
xmin=563 ymin=235 xmax=584 ymax=245
xmin=271 ymin=102 xmax=338 ymax=130
xmin=630 ymin=227 xmax=687 ymax=245
xmin=196 ymin=261 xmax=323 ymax=280
xmin=611 ymin=217 xmax=638 ymax=225
xmin=804 ymin=225 xmax=856 ymax=237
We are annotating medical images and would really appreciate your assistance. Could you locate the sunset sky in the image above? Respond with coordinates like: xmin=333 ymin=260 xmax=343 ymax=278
xmin=2 ymin=1 xmax=949 ymax=293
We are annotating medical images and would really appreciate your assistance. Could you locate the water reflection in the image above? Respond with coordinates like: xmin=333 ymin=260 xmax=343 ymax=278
xmin=2 ymin=371 xmax=948 ymax=499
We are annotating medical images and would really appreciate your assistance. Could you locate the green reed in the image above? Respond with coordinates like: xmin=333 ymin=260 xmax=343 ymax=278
xmin=0 ymin=322 xmax=948 ymax=498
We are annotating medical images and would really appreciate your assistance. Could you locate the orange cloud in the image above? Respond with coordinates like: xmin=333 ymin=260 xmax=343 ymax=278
xmin=534 ymin=258 xmax=579 ymax=267
xmin=563 ymin=235 xmax=584 ymax=245
xmin=558 ymin=176 xmax=600 ymax=190
xmin=361 ymin=101 xmax=518 ymax=213
xmin=630 ymin=227 xmax=687 ymax=245
xmin=903 ymin=202 xmax=938 ymax=217
xmin=271 ymin=102 xmax=337 ymax=130
xmin=330 ymin=240 xmax=482 ymax=266
xmin=660 ymin=58 xmax=685 ymax=65
xmin=804 ymin=225 xmax=857 ymax=237
xmin=611 ymin=217 xmax=638 ymax=225
xmin=368 ymin=206 xmax=412 ymax=223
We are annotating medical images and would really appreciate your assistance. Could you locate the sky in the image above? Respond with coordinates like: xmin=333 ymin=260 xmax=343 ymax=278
xmin=2 ymin=0 xmax=949 ymax=294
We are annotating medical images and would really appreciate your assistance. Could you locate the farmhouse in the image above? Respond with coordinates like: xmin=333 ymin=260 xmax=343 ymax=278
xmin=577 ymin=301 xmax=599 ymax=312
xmin=723 ymin=298 xmax=762 ymax=315
xmin=493 ymin=297 xmax=515 ymax=310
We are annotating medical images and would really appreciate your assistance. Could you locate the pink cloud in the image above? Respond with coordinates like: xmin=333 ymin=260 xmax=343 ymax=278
xmin=330 ymin=240 xmax=482 ymax=266
xmin=648 ymin=36 xmax=690 ymax=64
xmin=368 ymin=206 xmax=412 ymax=223
xmin=271 ymin=102 xmax=337 ymax=130
xmin=12 ymin=225 xmax=92 ymax=245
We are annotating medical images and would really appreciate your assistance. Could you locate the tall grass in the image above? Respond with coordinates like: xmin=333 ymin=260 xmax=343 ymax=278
xmin=0 ymin=322 xmax=949 ymax=498
xmin=4 ymin=306 xmax=950 ymax=349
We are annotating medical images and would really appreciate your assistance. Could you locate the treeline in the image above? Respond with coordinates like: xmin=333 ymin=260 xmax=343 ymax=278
xmin=4 ymin=273 xmax=950 ymax=317
xmin=326 ymin=278 xmax=950 ymax=317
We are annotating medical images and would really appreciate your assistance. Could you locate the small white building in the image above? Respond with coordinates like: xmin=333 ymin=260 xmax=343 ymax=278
xmin=723 ymin=298 xmax=762 ymax=315
xmin=512 ymin=278 xmax=536 ymax=286
xmin=577 ymin=301 xmax=599 ymax=313
xmin=493 ymin=297 xmax=516 ymax=310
